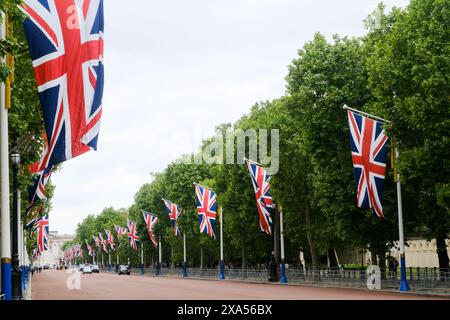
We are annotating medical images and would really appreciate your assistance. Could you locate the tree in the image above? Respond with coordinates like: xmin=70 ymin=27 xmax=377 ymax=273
xmin=366 ymin=0 xmax=450 ymax=269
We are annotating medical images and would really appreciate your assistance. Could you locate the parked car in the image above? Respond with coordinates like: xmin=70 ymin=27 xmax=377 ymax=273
xmin=118 ymin=265 xmax=130 ymax=275
xmin=83 ymin=265 xmax=92 ymax=274
xmin=78 ymin=264 xmax=85 ymax=272
xmin=91 ymin=264 xmax=100 ymax=273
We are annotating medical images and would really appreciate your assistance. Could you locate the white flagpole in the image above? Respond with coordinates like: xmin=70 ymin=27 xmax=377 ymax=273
xmin=108 ymin=253 xmax=111 ymax=272
xmin=219 ymin=207 xmax=224 ymax=280
xmin=141 ymin=242 xmax=144 ymax=274
xmin=158 ymin=236 xmax=162 ymax=264
xmin=279 ymin=206 xmax=287 ymax=283
xmin=396 ymin=146 xmax=410 ymax=291
xmin=182 ymin=233 xmax=187 ymax=277
xmin=0 ymin=11 xmax=12 ymax=301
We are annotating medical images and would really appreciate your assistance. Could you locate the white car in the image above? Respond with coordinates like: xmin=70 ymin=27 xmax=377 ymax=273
xmin=82 ymin=265 xmax=92 ymax=274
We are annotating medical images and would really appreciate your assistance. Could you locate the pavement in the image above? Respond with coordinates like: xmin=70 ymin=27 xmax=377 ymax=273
xmin=31 ymin=270 xmax=445 ymax=300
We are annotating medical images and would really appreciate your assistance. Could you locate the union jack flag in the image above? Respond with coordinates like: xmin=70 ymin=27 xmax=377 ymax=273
xmin=93 ymin=235 xmax=100 ymax=248
xmin=85 ymin=239 xmax=94 ymax=257
xmin=246 ymin=159 xmax=275 ymax=235
xmin=162 ymin=199 xmax=182 ymax=237
xmin=142 ymin=211 xmax=158 ymax=248
xmin=34 ymin=214 xmax=49 ymax=253
xmin=115 ymin=225 xmax=127 ymax=238
xmin=194 ymin=184 xmax=217 ymax=238
xmin=347 ymin=111 xmax=388 ymax=218
xmin=26 ymin=166 xmax=53 ymax=216
xmin=19 ymin=0 xmax=105 ymax=170
xmin=98 ymin=233 xmax=108 ymax=253
xmin=105 ymin=230 xmax=115 ymax=251
xmin=127 ymin=220 xmax=139 ymax=251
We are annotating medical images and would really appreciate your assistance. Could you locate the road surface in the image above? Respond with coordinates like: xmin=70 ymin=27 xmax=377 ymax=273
xmin=31 ymin=270 xmax=442 ymax=300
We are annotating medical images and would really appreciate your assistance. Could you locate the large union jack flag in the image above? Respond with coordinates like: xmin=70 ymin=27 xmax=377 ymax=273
xmin=194 ymin=184 xmax=217 ymax=238
xmin=20 ymin=0 xmax=105 ymax=169
xmin=162 ymin=199 xmax=182 ymax=237
xmin=246 ymin=159 xmax=275 ymax=235
xmin=98 ymin=232 xmax=108 ymax=253
xmin=142 ymin=211 xmax=159 ymax=248
xmin=85 ymin=239 xmax=95 ymax=257
xmin=127 ymin=220 xmax=140 ymax=251
xmin=347 ymin=111 xmax=388 ymax=218
xmin=115 ymin=225 xmax=127 ymax=239
xmin=105 ymin=230 xmax=115 ymax=251
xmin=34 ymin=214 xmax=49 ymax=253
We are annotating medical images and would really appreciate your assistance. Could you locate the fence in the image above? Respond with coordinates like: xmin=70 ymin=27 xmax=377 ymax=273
xmin=125 ymin=265 xmax=450 ymax=295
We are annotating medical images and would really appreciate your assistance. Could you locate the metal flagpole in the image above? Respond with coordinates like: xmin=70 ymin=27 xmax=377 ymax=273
xmin=343 ymin=105 xmax=409 ymax=291
xmin=396 ymin=147 xmax=410 ymax=291
xmin=140 ymin=242 xmax=144 ymax=275
xmin=219 ymin=207 xmax=225 ymax=280
xmin=108 ymin=253 xmax=111 ymax=272
xmin=157 ymin=236 xmax=162 ymax=275
xmin=0 ymin=11 xmax=12 ymax=301
xmin=182 ymin=233 xmax=187 ymax=278
xmin=279 ymin=205 xmax=287 ymax=284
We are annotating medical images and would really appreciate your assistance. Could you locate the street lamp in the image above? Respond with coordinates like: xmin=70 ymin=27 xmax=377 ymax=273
xmin=10 ymin=151 xmax=22 ymax=300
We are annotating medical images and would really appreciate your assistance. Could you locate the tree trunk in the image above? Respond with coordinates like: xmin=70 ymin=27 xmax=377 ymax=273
xmin=378 ymin=250 xmax=386 ymax=280
xmin=436 ymin=234 xmax=450 ymax=270
xmin=327 ymin=249 xmax=338 ymax=269
xmin=304 ymin=196 xmax=318 ymax=271
xmin=370 ymin=249 xmax=378 ymax=266
xmin=274 ymin=210 xmax=280 ymax=265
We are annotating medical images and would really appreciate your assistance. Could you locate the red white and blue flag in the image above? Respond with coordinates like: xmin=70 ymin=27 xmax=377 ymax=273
xmin=105 ymin=230 xmax=115 ymax=251
xmin=127 ymin=220 xmax=139 ymax=251
xmin=19 ymin=0 xmax=105 ymax=170
xmin=142 ymin=210 xmax=158 ymax=248
xmin=98 ymin=233 xmax=108 ymax=253
xmin=34 ymin=214 xmax=49 ymax=253
xmin=93 ymin=235 xmax=100 ymax=248
xmin=347 ymin=111 xmax=388 ymax=218
xmin=115 ymin=225 xmax=127 ymax=238
xmin=162 ymin=199 xmax=182 ymax=237
xmin=26 ymin=166 xmax=53 ymax=216
xmin=246 ymin=159 xmax=275 ymax=235
xmin=194 ymin=184 xmax=217 ymax=238
xmin=85 ymin=239 xmax=94 ymax=257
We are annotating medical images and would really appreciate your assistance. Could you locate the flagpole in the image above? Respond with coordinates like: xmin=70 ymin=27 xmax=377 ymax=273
xmin=157 ymin=236 xmax=162 ymax=275
xmin=396 ymin=146 xmax=410 ymax=291
xmin=140 ymin=242 xmax=144 ymax=275
xmin=0 ymin=11 xmax=12 ymax=301
xmin=279 ymin=205 xmax=287 ymax=284
xmin=219 ymin=207 xmax=225 ymax=280
xmin=108 ymin=253 xmax=111 ymax=272
xmin=182 ymin=233 xmax=187 ymax=278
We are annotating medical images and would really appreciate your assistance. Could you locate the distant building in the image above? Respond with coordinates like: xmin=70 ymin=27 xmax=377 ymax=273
xmin=35 ymin=231 xmax=74 ymax=267
xmin=335 ymin=238 xmax=450 ymax=268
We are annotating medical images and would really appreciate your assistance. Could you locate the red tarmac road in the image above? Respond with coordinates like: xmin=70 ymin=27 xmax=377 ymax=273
xmin=31 ymin=270 xmax=442 ymax=300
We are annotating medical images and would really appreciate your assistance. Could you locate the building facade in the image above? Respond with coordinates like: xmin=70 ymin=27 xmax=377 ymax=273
xmin=35 ymin=231 xmax=74 ymax=267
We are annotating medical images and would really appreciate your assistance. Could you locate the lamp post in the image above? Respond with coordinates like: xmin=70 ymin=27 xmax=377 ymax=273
xmin=10 ymin=151 xmax=22 ymax=300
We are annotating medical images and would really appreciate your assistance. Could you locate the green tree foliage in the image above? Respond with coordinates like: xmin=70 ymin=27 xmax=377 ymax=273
xmin=366 ymin=0 xmax=450 ymax=268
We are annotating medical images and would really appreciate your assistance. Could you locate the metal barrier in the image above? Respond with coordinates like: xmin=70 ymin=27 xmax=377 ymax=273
xmin=0 ymin=293 xmax=5 ymax=300
xmin=118 ymin=265 xmax=450 ymax=295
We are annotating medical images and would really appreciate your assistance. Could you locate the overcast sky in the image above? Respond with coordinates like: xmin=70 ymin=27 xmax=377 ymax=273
xmin=50 ymin=0 xmax=410 ymax=234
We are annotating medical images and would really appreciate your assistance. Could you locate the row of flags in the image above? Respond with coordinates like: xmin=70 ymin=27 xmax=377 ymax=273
xmin=16 ymin=1 xmax=390 ymax=265
xmin=70 ymin=159 xmax=276 ymax=261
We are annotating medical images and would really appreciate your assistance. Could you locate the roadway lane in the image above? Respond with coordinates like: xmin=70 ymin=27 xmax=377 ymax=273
xmin=31 ymin=270 xmax=442 ymax=300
